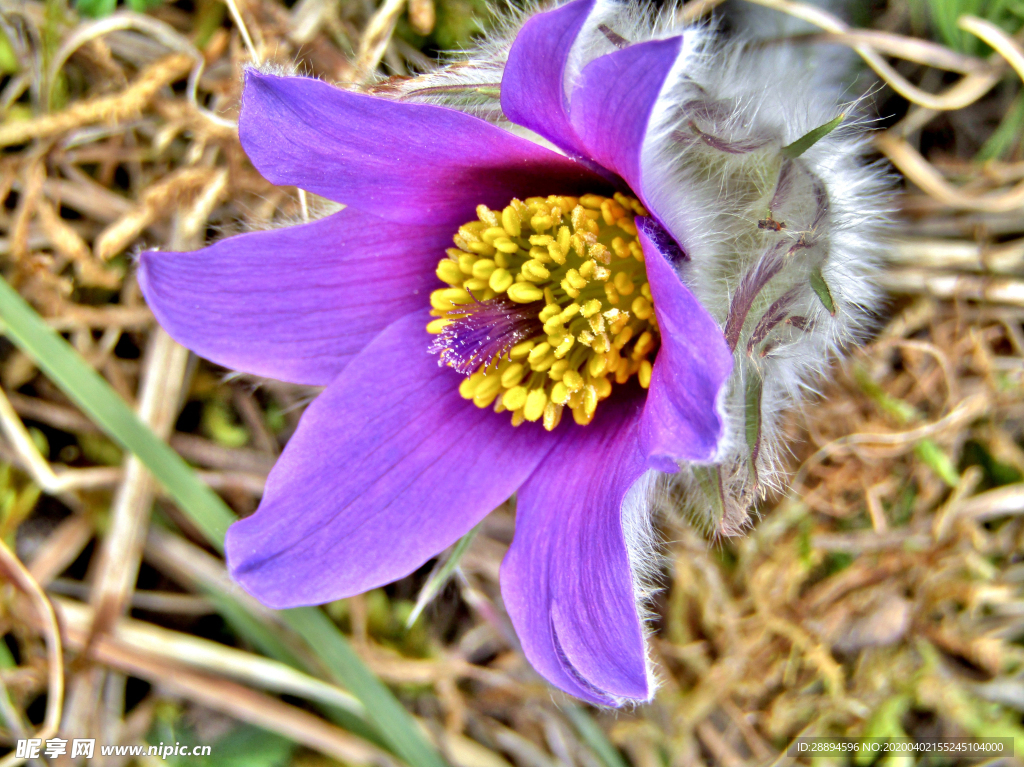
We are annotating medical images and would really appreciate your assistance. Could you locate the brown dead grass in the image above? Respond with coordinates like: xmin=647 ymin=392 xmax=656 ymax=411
xmin=0 ymin=0 xmax=1023 ymax=764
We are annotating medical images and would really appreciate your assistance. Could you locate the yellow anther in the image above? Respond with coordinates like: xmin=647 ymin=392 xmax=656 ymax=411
xmin=533 ymin=351 xmax=557 ymax=371
xmin=489 ymin=268 xmax=513 ymax=294
xmin=611 ymin=237 xmax=629 ymax=259
xmin=511 ymin=409 xmax=526 ymax=427
xmin=543 ymin=402 xmax=563 ymax=431
xmin=529 ymin=234 xmax=553 ymax=245
xmin=458 ymin=225 xmax=482 ymax=243
xmin=477 ymin=204 xmax=498 ymax=226
xmin=629 ymin=240 xmax=644 ymax=260
xmin=593 ymin=333 xmax=611 ymax=354
xmin=581 ymin=299 xmax=602 ymax=318
xmin=583 ymin=385 xmax=598 ymax=418
xmin=509 ymin=339 xmax=535 ymax=359
xmin=614 ymin=326 xmax=634 ymax=348
xmin=579 ymin=260 xmax=595 ymax=280
xmin=578 ymin=330 xmax=595 ymax=347
xmin=457 ymin=252 xmax=477 ymax=274
xmin=543 ymin=318 xmax=565 ymax=337
xmin=632 ymin=296 xmax=653 ymax=320
xmin=632 ymin=330 xmax=655 ymax=359
xmin=460 ymin=371 xmax=484 ymax=399
xmin=493 ymin=237 xmax=520 ymax=254
xmin=606 ymin=310 xmax=630 ymax=334
xmin=557 ymin=225 xmax=571 ymax=254
xmin=474 ymin=380 xmax=501 ymax=409
xmin=529 ymin=246 xmax=551 ymax=262
xmin=613 ymin=271 xmax=635 ymax=295
xmin=565 ymin=268 xmax=588 ymax=290
xmin=559 ymin=303 xmax=581 ymax=322
xmin=427 ymin=318 xmax=451 ymax=334
xmin=466 ymin=240 xmax=495 ymax=256
xmin=472 ymin=259 xmax=496 ymax=280
xmin=588 ymin=312 xmax=606 ymax=333
xmin=594 ymin=376 xmax=612 ymax=398
xmin=502 ymin=385 xmax=528 ymax=411
xmin=521 ymin=260 xmax=551 ymax=282
xmin=572 ymin=404 xmax=595 ymax=426
xmin=528 ymin=343 xmax=552 ymax=364
xmin=579 ymin=194 xmax=604 ymax=209
xmin=524 ymin=389 xmax=548 ymax=421
xmin=554 ymin=335 xmax=575 ymax=358
xmin=507 ymin=282 xmax=544 ymax=303
xmin=550 ymin=381 xmax=570 ymax=404
xmin=464 ymin=278 xmax=488 ymax=293
xmin=430 ymin=288 xmax=462 ymax=310
xmin=638 ymin=359 xmax=653 ymax=388
xmin=494 ymin=252 xmax=510 ymax=269
xmin=549 ymin=359 xmax=570 ymax=380
xmin=563 ymin=369 xmax=584 ymax=392
xmin=502 ymin=206 xmax=522 ymax=238
xmin=531 ymin=214 xmax=554 ymax=232
xmin=588 ymin=354 xmax=607 ymax=377
xmin=436 ymin=259 xmax=463 ymax=285
xmin=604 ymin=283 xmax=620 ymax=305
xmin=589 ymin=243 xmax=611 ymax=265
xmin=619 ymin=217 xmax=638 ymax=236
xmin=539 ymin=304 xmax=561 ymax=322
xmin=501 ymin=363 xmax=526 ymax=388
xmin=481 ymin=226 xmax=506 ymax=244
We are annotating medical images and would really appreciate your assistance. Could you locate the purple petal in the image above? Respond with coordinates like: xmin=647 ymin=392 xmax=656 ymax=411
xmin=569 ymin=37 xmax=682 ymax=201
xmin=239 ymin=71 xmax=609 ymax=227
xmin=501 ymin=394 xmax=651 ymax=706
xmin=638 ymin=217 xmax=732 ymax=471
xmin=501 ymin=0 xmax=593 ymax=160
xmin=138 ymin=208 xmax=451 ymax=386
xmin=226 ymin=311 xmax=556 ymax=608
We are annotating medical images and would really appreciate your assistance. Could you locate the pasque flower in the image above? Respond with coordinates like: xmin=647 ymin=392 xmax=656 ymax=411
xmin=139 ymin=0 xmax=886 ymax=705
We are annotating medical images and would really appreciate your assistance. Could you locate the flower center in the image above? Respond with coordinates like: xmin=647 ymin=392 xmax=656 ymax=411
xmin=427 ymin=193 xmax=660 ymax=430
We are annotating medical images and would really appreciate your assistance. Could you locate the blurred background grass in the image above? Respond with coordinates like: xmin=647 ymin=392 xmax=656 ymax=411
xmin=0 ymin=0 xmax=1023 ymax=764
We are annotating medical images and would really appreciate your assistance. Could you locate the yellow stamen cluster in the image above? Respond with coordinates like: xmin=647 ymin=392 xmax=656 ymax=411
xmin=428 ymin=193 xmax=660 ymax=430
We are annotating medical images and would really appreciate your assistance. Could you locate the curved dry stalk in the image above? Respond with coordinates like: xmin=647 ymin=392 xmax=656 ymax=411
xmin=958 ymin=15 xmax=1024 ymax=84
xmin=223 ymin=0 xmax=262 ymax=65
xmin=0 ymin=53 xmax=193 ymax=149
xmin=0 ymin=386 xmax=123 ymax=493
xmin=880 ymin=268 xmax=1024 ymax=305
xmin=356 ymin=0 xmax=407 ymax=80
xmin=876 ymin=133 xmax=1024 ymax=212
xmin=792 ymin=393 xmax=990 ymax=490
xmin=0 ymin=539 xmax=63 ymax=767
xmin=741 ymin=0 xmax=1000 ymax=110
xmin=783 ymin=30 xmax=990 ymax=73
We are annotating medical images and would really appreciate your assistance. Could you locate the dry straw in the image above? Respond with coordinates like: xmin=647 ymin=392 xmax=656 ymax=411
xmin=0 ymin=0 xmax=1022 ymax=763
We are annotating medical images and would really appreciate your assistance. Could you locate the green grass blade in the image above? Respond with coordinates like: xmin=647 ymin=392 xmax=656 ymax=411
xmin=0 ymin=276 xmax=448 ymax=767
xmin=564 ymin=706 xmax=629 ymax=767
xmin=0 ymin=277 xmax=233 ymax=547
xmin=407 ymin=522 xmax=481 ymax=627
xmin=782 ymin=115 xmax=845 ymax=159
xmin=284 ymin=607 xmax=448 ymax=767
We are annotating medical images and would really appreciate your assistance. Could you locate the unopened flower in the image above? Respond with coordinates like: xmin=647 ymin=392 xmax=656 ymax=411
xmin=139 ymin=0 xmax=886 ymax=706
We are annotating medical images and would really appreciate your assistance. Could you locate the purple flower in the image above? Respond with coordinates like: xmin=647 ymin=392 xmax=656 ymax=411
xmin=139 ymin=0 xmax=886 ymax=706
